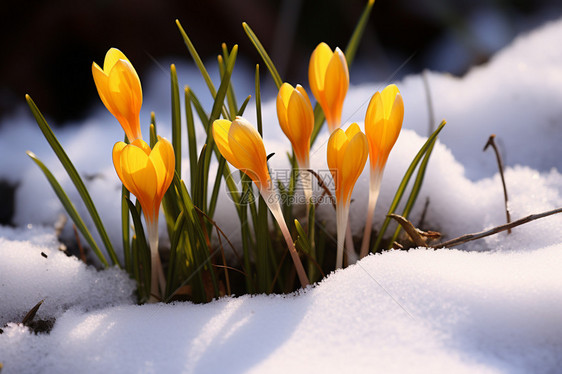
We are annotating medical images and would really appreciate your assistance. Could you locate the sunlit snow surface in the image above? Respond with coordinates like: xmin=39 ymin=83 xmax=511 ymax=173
xmin=1 ymin=17 xmax=562 ymax=374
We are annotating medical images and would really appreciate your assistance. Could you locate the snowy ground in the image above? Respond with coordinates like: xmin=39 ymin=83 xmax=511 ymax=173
xmin=1 ymin=16 xmax=562 ymax=374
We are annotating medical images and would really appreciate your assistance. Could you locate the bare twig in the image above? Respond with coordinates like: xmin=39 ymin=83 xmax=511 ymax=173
xmin=433 ymin=207 xmax=562 ymax=248
xmin=418 ymin=197 xmax=430 ymax=229
xmin=484 ymin=134 xmax=512 ymax=233
xmin=308 ymin=169 xmax=336 ymax=209
xmin=388 ymin=214 xmax=428 ymax=247
xmin=72 ymin=224 xmax=87 ymax=263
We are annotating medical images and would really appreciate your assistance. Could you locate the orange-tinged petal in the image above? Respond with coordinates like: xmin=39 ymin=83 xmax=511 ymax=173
xmin=149 ymin=137 xmax=175 ymax=203
xmin=276 ymin=83 xmax=293 ymax=137
xmin=276 ymin=83 xmax=313 ymax=166
xmin=341 ymin=130 xmax=368 ymax=203
xmin=93 ymin=48 xmax=143 ymax=142
xmin=308 ymin=43 xmax=349 ymax=132
xmin=112 ymin=142 xmax=130 ymax=191
xmin=213 ymin=119 xmax=244 ymax=171
xmin=365 ymin=84 xmax=404 ymax=170
xmin=92 ymin=62 xmax=126 ymax=126
xmin=112 ymin=138 xmax=174 ymax=224
xmin=103 ymin=48 xmax=129 ymax=72
xmin=228 ymin=117 xmax=270 ymax=189
xmin=309 ymin=42 xmax=333 ymax=94
xmin=120 ymin=144 xmax=158 ymax=221
xmin=213 ymin=117 xmax=271 ymax=190
xmin=286 ymin=88 xmax=313 ymax=164
xmin=327 ymin=124 xmax=367 ymax=204
xmin=380 ymin=84 xmax=400 ymax=119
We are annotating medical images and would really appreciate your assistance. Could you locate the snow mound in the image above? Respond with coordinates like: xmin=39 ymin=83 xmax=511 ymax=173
xmin=0 ymin=225 xmax=135 ymax=326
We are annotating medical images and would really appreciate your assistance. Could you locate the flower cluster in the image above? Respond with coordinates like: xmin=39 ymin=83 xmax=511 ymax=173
xmin=92 ymin=40 xmax=403 ymax=295
xmin=93 ymin=48 xmax=175 ymax=301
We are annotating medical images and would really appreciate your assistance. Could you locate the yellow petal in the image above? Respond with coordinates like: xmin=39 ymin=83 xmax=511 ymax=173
xmin=365 ymin=86 xmax=404 ymax=170
xmin=327 ymin=128 xmax=348 ymax=198
xmin=380 ymin=84 xmax=400 ymax=119
xmin=287 ymin=88 xmax=313 ymax=164
xmin=92 ymin=62 xmax=124 ymax=124
xmin=149 ymin=137 xmax=175 ymax=203
xmin=103 ymin=48 xmax=129 ymax=73
xmin=93 ymin=48 xmax=143 ymax=142
xmin=276 ymin=83 xmax=293 ymax=137
xmin=327 ymin=124 xmax=367 ymax=204
xmin=213 ymin=119 xmax=243 ymax=171
xmin=120 ymin=143 xmax=158 ymax=222
xmin=228 ymin=117 xmax=270 ymax=188
xmin=308 ymin=44 xmax=348 ymax=132
xmin=112 ymin=141 xmax=129 ymax=191
xmin=309 ymin=42 xmax=333 ymax=95
xmin=341 ymin=130 xmax=368 ymax=203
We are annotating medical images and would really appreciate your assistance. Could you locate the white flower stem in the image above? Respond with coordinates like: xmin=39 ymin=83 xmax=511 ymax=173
xmin=360 ymin=168 xmax=383 ymax=259
xmin=336 ymin=202 xmax=350 ymax=269
xmin=147 ymin=219 xmax=166 ymax=302
xmin=345 ymin=224 xmax=358 ymax=265
xmin=261 ymin=185 xmax=310 ymax=288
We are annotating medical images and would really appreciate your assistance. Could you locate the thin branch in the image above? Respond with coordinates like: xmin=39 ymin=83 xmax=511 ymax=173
xmin=388 ymin=214 xmax=428 ymax=247
xmin=484 ymin=134 xmax=512 ymax=233
xmin=433 ymin=207 xmax=562 ymax=248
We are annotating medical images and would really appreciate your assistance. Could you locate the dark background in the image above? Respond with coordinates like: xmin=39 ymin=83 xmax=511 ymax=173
xmin=1 ymin=0 xmax=561 ymax=125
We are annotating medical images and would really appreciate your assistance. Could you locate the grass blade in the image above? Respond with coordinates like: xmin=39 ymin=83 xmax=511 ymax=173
xmin=26 ymin=95 xmax=119 ymax=267
xmin=344 ymin=0 xmax=376 ymax=64
xmin=171 ymin=64 xmax=182 ymax=175
xmin=237 ymin=95 xmax=252 ymax=117
xmin=255 ymin=64 xmax=263 ymax=136
xmin=202 ymin=45 xmax=238 ymax=213
xmin=121 ymin=186 xmax=131 ymax=272
xmin=185 ymin=87 xmax=198 ymax=193
xmin=175 ymin=19 xmax=229 ymax=119
xmin=27 ymin=151 xmax=109 ymax=267
xmin=242 ymin=22 xmax=283 ymax=89
xmin=126 ymin=198 xmax=151 ymax=302
xmin=372 ymin=120 xmax=446 ymax=252
xmin=389 ymin=127 xmax=438 ymax=245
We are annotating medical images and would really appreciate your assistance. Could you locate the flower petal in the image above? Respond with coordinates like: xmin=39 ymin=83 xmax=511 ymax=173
xmin=309 ymin=42 xmax=333 ymax=95
xmin=103 ymin=48 xmax=129 ymax=72
xmin=213 ymin=119 xmax=244 ymax=171
xmin=228 ymin=117 xmax=270 ymax=188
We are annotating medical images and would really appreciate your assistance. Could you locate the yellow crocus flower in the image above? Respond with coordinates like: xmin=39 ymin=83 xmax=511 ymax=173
xmin=359 ymin=84 xmax=404 ymax=258
xmin=309 ymin=42 xmax=349 ymax=133
xmin=327 ymin=123 xmax=368 ymax=269
xmin=276 ymin=82 xmax=314 ymax=205
xmin=113 ymin=137 xmax=175 ymax=301
xmin=93 ymin=48 xmax=143 ymax=142
xmin=212 ymin=116 xmax=310 ymax=288
xmin=213 ymin=117 xmax=271 ymax=191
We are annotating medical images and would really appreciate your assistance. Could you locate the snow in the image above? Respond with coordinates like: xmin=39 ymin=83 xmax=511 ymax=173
xmin=1 ymin=16 xmax=562 ymax=374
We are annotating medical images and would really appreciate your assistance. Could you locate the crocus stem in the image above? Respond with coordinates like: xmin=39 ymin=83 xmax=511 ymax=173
xmin=345 ymin=224 xmax=358 ymax=265
xmin=261 ymin=185 xmax=310 ymax=288
xmin=301 ymin=168 xmax=313 ymax=222
xmin=336 ymin=201 xmax=350 ymax=269
xmin=360 ymin=169 xmax=383 ymax=258
xmin=147 ymin=220 xmax=166 ymax=302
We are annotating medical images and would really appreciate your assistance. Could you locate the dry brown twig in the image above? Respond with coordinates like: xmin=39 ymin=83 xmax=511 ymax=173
xmin=484 ymin=134 xmax=512 ymax=233
xmin=388 ymin=207 xmax=562 ymax=249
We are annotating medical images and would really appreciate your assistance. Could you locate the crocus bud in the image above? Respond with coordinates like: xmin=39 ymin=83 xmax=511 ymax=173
xmin=93 ymin=48 xmax=143 ymax=142
xmin=309 ymin=42 xmax=349 ymax=133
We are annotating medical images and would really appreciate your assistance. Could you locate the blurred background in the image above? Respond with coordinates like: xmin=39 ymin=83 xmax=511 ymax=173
xmin=2 ymin=0 xmax=562 ymax=126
